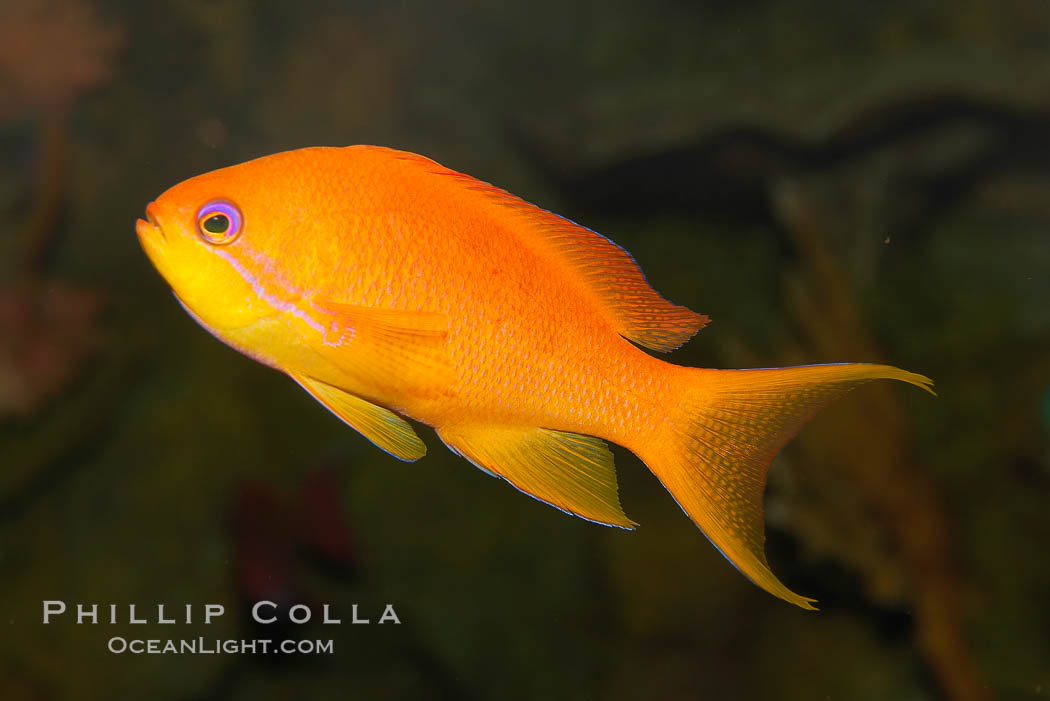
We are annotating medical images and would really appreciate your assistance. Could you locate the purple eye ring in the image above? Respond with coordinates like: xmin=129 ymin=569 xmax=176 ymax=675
xmin=196 ymin=199 xmax=243 ymax=245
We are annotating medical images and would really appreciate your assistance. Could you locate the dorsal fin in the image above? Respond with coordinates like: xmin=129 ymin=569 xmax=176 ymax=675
xmin=388 ymin=149 xmax=709 ymax=352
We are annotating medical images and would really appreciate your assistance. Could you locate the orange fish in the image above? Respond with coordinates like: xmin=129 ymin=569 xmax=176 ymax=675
xmin=137 ymin=146 xmax=932 ymax=608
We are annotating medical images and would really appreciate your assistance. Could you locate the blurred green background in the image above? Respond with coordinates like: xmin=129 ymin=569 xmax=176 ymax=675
xmin=1 ymin=1 xmax=1048 ymax=699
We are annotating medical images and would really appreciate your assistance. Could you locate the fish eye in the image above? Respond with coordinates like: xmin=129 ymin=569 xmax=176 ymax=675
xmin=196 ymin=200 xmax=242 ymax=245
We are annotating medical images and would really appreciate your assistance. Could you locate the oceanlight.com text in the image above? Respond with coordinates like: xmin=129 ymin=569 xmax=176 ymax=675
xmin=107 ymin=637 xmax=334 ymax=655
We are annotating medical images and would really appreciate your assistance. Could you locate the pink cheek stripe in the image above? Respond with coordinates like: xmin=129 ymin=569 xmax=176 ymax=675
xmin=209 ymin=246 xmax=326 ymax=335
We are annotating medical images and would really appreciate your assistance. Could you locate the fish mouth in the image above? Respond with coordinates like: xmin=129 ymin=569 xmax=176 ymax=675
xmin=136 ymin=202 xmax=165 ymax=248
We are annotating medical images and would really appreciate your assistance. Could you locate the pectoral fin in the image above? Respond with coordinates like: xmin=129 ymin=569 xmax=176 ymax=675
xmin=438 ymin=425 xmax=636 ymax=528
xmin=307 ymin=299 xmax=451 ymax=393
xmin=292 ymin=372 xmax=426 ymax=461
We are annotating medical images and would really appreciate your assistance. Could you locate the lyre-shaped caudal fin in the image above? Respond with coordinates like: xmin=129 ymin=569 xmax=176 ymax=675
xmin=641 ymin=363 xmax=933 ymax=609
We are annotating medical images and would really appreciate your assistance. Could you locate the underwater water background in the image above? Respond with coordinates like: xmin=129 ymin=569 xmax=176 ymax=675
xmin=1 ymin=0 xmax=1049 ymax=699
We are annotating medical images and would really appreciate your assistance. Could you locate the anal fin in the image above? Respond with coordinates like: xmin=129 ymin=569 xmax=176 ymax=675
xmin=438 ymin=425 xmax=636 ymax=528
xmin=292 ymin=373 xmax=426 ymax=461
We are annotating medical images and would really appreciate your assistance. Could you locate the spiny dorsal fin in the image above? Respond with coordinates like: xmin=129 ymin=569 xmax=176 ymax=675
xmin=437 ymin=424 xmax=637 ymax=529
xmin=388 ymin=149 xmax=708 ymax=352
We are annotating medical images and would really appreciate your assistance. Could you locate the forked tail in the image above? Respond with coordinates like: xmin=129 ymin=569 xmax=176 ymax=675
xmin=640 ymin=363 xmax=933 ymax=609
